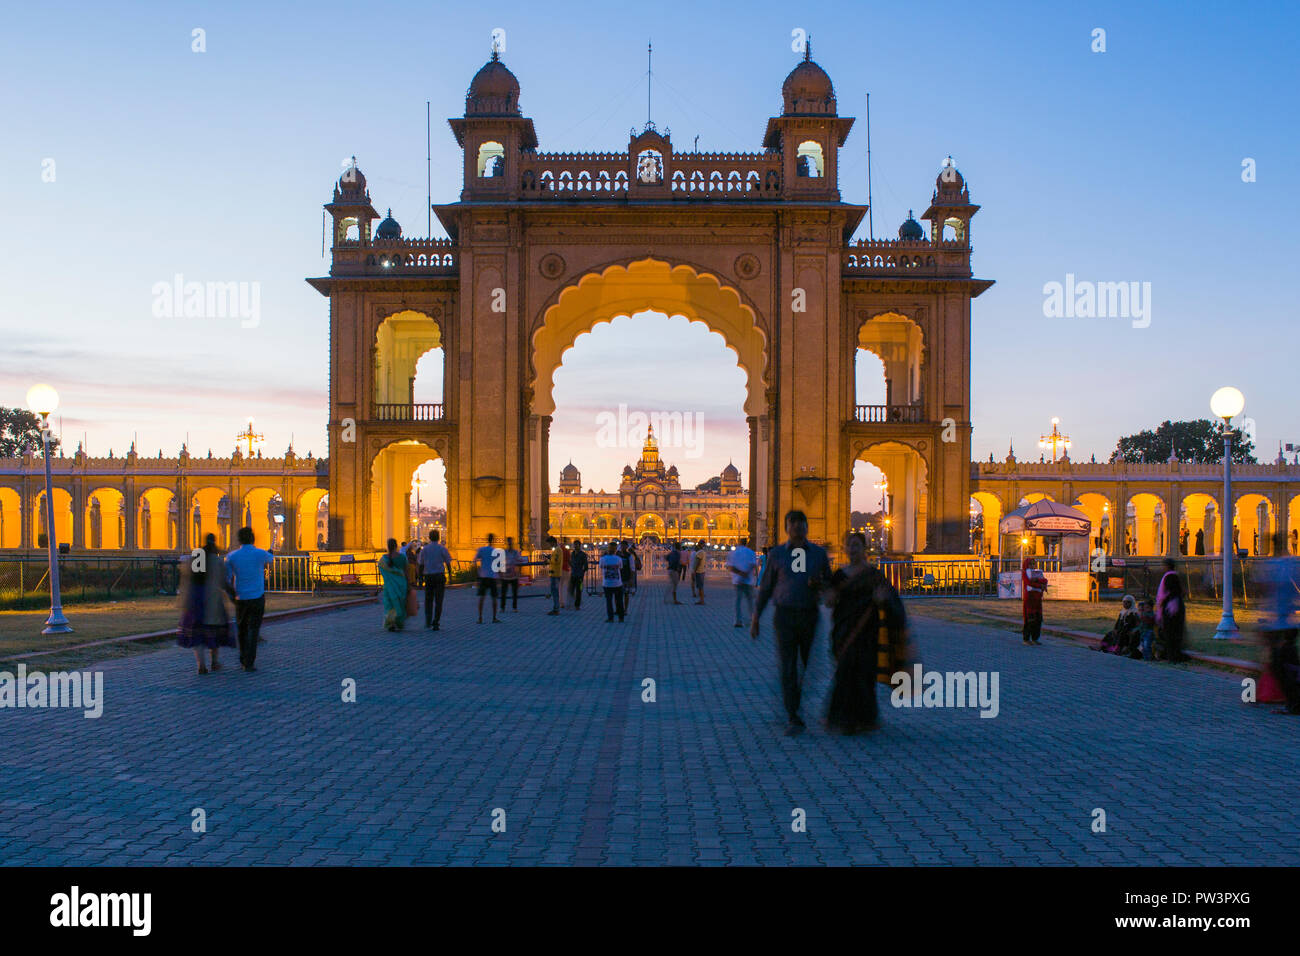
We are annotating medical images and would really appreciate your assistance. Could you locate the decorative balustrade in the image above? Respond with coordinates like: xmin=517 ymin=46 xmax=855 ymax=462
xmin=373 ymin=403 xmax=445 ymax=422
xmin=332 ymin=238 xmax=458 ymax=276
xmin=854 ymin=404 xmax=925 ymax=424
xmin=517 ymin=150 xmax=784 ymax=200
xmin=843 ymin=239 xmax=971 ymax=277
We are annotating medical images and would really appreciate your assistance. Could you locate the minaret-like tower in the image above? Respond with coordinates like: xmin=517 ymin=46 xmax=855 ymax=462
xmin=922 ymin=156 xmax=979 ymax=245
xmin=448 ymin=50 xmax=538 ymax=201
xmin=325 ymin=157 xmax=378 ymax=247
xmin=762 ymin=43 xmax=854 ymax=199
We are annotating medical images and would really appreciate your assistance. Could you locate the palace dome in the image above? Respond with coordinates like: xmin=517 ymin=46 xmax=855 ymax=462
xmin=561 ymin=462 xmax=580 ymax=479
xmin=936 ymin=157 xmax=965 ymax=192
xmin=337 ymin=157 xmax=366 ymax=195
xmin=722 ymin=461 xmax=740 ymax=478
xmin=898 ymin=211 xmax=924 ymax=241
xmin=466 ymin=51 xmax=521 ymax=115
xmin=375 ymin=209 xmax=402 ymax=240
xmin=782 ymin=50 xmax=836 ymax=115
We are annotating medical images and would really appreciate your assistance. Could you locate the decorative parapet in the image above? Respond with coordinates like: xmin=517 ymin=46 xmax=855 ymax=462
xmin=973 ymin=459 xmax=1300 ymax=483
xmin=331 ymin=237 xmax=458 ymax=277
xmin=844 ymin=238 xmax=972 ymax=277
xmin=0 ymin=454 xmax=328 ymax=480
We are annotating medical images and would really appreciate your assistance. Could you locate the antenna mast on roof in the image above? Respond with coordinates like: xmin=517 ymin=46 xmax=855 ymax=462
xmin=426 ymin=100 xmax=432 ymax=236
xmin=866 ymin=92 xmax=874 ymax=240
xmin=647 ymin=41 xmax=653 ymax=127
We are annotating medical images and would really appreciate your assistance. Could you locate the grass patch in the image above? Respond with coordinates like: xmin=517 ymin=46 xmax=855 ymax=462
xmin=0 ymin=591 xmax=374 ymax=665
xmin=909 ymin=597 xmax=1267 ymax=664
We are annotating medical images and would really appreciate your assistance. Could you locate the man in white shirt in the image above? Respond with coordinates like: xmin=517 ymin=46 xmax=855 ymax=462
xmin=599 ymin=542 xmax=626 ymax=623
xmin=475 ymin=533 xmax=501 ymax=624
xmin=726 ymin=541 xmax=758 ymax=628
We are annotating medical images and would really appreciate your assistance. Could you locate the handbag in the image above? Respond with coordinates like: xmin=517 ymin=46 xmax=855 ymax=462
xmin=405 ymin=584 xmax=419 ymax=617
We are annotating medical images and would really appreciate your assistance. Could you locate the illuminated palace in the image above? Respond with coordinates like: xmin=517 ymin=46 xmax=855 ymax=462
xmin=551 ymin=426 xmax=746 ymax=546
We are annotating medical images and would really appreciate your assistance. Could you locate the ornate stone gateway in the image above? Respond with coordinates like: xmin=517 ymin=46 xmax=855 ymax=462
xmin=308 ymin=50 xmax=993 ymax=558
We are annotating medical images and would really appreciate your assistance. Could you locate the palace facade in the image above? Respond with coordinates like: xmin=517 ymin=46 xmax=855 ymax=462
xmin=550 ymin=426 xmax=746 ymax=546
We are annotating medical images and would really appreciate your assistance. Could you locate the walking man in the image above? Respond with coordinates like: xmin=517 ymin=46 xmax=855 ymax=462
xmin=568 ymin=539 xmax=588 ymax=610
xmin=752 ymin=510 xmax=831 ymax=735
xmin=600 ymin=542 xmax=626 ymax=623
xmin=225 ymin=526 xmax=275 ymax=672
xmin=665 ymin=541 xmax=683 ymax=604
xmin=476 ymin=533 xmax=501 ymax=624
xmin=691 ymin=545 xmax=707 ymax=604
xmin=500 ymin=536 xmax=523 ymax=614
xmin=545 ymin=535 xmax=563 ymax=615
xmin=419 ymin=529 xmax=452 ymax=630
xmin=726 ymin=539 xmax=758 ymax=627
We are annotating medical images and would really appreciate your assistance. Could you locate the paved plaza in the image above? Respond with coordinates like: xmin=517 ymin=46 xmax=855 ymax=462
xmin=1 ymin=580 xmax=1296 ymax=866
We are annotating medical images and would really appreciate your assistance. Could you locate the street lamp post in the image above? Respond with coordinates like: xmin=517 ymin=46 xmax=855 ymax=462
xmin=27 ymin=384 xmax=72 ymax=635
xmin=1210 ymin=386 xmax=1245 ymax=640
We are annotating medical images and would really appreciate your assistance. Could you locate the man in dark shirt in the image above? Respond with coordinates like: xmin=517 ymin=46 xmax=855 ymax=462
xmin=752 ymin=510 xmax=832 ymax=735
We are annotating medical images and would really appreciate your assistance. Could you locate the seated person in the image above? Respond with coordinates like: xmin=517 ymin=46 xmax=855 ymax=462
xmin=1098 ymin=594 xmax=1139 ymax=654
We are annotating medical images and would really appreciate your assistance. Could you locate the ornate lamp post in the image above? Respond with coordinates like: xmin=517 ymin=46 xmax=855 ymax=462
xmin=1210 ymin=386 xmax=1245 ymax=640
xmin=26 ymin=384 xmax=72 ymax=634
xmin=1038 ymin=417 xmax=1071 ymax=463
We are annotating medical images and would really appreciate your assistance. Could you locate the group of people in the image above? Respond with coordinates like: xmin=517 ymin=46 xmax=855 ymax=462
xmin=749 ymin=510 xmax=910 ymax=737
xmin=177 ymin=527 xmax=276 ymax=673
xmin=377 ymin=530 xmax=453 ymax=632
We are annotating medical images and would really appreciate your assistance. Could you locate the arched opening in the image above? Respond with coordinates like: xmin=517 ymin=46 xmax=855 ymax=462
xmin=970 ymin=492 xmax=1002 ymax=555
xmin=477 ymin=141 xmax=505 ymax=177
xmin=369 ymin=440 xmax=447 ymax=549
xmin=1125 ymin=493 xmax=1168 ymax=556
xmin=856 ymin=312 xmax=924 ymax=421
xmin=83 ymin=487 xmax=124 ymax=550
xmin=0 ymin=487 xmax=21 ymax=549
xmin=1288 ymin=494 xmax=1300 ymax=555
xmin=1181 ymin=492 xmax=1219 ymax=556
xmin=853 ymin=443 xmax=927 ymax=553
xmin=239 ymin=488 xmax=280 ymax=551
xmin=298 ymin=488 xmax=329 ymax=551
xmin=1234 ymin=493 xmax=1274 ymax=556
xmin=374 ymin=310 xmax=444 ymax=419
xmin=532 ymin=259 xmax=767 ymax=549
xmin=33 ymin=488 xmax=74 ymax=550
xmin=796 ymin=140 xmax=824 ymax=178
xmin=136 ymin=487 xmax=177 ymax=550
xmin=190 ymin=487 xmax=230 ymax=550
xmin=1072 ymin=493 xmax=1114 ymax=555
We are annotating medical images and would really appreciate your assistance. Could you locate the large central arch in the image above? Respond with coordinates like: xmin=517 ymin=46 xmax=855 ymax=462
xmin=531 ymin=258 xmax=768 ymax=417
xmin=527 ymin=258 xmax=770 ymax=547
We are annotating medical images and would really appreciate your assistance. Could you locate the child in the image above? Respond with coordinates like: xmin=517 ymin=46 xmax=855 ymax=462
xmin=1137 ymin=597 xmax=1157 ymax=661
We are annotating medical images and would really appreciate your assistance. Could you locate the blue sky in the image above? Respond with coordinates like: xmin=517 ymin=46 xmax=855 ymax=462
xmin=3 ymin=0 xmax=1296 ymax=510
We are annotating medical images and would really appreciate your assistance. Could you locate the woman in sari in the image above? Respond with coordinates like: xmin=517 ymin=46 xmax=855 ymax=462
xmin=177 ymin=533 xmax=236 ymax=674
xmin=824 ymin=532 xmax=907 ymax=734
xmin=1155 ymin=558 xmax=1188 ymax=662
xmin=378 ymin=537 xmax=409 ymax=631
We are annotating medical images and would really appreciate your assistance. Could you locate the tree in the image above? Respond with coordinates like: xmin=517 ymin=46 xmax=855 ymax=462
xmin=694 ymin=476 xmax=722 ymax=492
xmin=1109 ymin=419 xmax=1255 ymax=465
xmin=0 ymin=407 xmax=60 ymax=458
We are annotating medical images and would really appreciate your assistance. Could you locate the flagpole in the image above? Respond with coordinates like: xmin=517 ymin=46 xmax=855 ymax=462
xmin=866 ymin=92 xmax=874 ymax=240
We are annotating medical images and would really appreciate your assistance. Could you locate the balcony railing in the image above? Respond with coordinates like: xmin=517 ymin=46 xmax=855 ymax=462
xmin=854 ymin=404 xmax=924 ymax=424
xmin=373 ymin=403 xmax=445 ymax=422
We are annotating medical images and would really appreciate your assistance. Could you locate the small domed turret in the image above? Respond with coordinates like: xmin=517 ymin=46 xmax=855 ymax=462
xmin=466 ymin=50 xmax=522 ymax=116
xmin=781 ymin=44 xmax=836 ymax=115
xmin=898 ymin=210 xmax=925 ymax=241
xmin=375 ymin=208 xmax=402 ymax=240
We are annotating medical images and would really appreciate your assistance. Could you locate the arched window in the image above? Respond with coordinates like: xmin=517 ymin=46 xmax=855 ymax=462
xmin=796 ymin=141 xmax=824 ymax=178
xmin=477 ymin=141 xmax=506 ymax=178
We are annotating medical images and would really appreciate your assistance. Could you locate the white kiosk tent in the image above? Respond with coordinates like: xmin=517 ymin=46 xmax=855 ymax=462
xmin=999 ymin=499 xmax=1092 ymax=570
